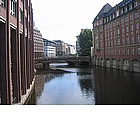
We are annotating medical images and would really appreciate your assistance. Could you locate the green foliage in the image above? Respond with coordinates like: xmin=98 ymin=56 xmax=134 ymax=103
xmin=78 ymin=29 xmax=92 ymax=56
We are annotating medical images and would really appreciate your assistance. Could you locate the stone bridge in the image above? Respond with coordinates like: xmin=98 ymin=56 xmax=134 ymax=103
xmin=34 ymin=56 xmax=91 ymax=69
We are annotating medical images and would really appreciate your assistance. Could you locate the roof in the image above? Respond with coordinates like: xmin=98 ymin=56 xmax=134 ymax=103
xmin=93 ymin=0 xmax=134 ymax=22
xmin=118 ymin=0 xmax=133 ymax=7
xmin=94 ymin=3 xmax=112 ymax=21
xmin=43 ymin=38 xmax=56 ymax=44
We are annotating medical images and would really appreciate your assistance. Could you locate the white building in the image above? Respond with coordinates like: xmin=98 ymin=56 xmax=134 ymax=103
xmin=67 ymin=45 xmax=76 ymax=55
xmin=43 ymin=39 xmax=56 ymax=58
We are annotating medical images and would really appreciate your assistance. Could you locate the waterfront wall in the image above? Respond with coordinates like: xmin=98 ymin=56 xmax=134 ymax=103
xmin=91 ymin=57 xmax=140 ymax=73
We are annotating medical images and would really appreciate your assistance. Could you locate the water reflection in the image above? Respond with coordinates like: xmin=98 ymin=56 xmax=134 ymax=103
xmin=92 ymin=67 xmax=140 ymax=105
xmin=35 ymin=75 xmax=46 ymax=97
xmin=35 ymin=67 xmax=95 ymax=105
xmin=77 ymin=69 xmax=95 ymax=103
xmin=32 ymin=65 xmax=140 ymax=105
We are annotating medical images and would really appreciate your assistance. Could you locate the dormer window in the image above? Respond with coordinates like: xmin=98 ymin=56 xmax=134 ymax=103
xmin=129 ymin=4 xmax=133 ymax=10
xmin=134 ymin=0 xmax=138 ymax=7
xmin=124 ymin=6 xmax=128 ymax=13
xmin=110 ymin=15 xmax=112 ymax=20
xmin=104 ymin=18 xmax=106 ymax=23
xmin=121 ymin=8 xmax=124 ymax=15
xmin=113 ymin=13 xmax=115 ymax=19
xmin=116 ymin=10 xmax=119 ymax=17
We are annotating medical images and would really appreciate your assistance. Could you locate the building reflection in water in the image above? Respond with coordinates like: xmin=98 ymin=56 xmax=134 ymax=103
xmin=35 ymin=75 xmax=46 ymax=97
xmin=92 ymin=67 xmax=140 ymax=105
xmin=34 ymin=71 xmax=65 ymax=104
xmin=77 ymin=68 xmax=96 ymax=104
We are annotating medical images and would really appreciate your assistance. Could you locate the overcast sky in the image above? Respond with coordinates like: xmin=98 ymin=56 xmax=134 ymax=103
xmin=32 ymin=0 xmax=121 ymax=45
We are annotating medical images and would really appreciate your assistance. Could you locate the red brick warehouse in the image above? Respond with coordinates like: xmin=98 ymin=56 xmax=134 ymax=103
xmin=0 ymin=0 xmax=35 ymax=104
xmin=91 ymin=0 xmax=140 ymax=73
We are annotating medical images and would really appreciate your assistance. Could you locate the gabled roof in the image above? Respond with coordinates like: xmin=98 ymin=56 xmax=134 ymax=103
xmin=94 ymin=3 xmax=112 ymax=21
xmin=106 ymin=0 xmax=133 ymax=16
xmin=93 ymin=0 xmax=134 ymax=23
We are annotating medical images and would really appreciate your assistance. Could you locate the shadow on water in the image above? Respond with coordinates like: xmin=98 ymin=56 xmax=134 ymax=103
xmin=92 ymin=67 xmax=140 ymax=105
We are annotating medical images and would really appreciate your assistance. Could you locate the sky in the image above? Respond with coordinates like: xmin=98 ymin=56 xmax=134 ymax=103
xmin=32 ymin=0 xmax=121 ymax=45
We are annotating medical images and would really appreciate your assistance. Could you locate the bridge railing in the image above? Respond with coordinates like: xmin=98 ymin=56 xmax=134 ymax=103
xmin=34 ymin=56 xmax=91 ymax=63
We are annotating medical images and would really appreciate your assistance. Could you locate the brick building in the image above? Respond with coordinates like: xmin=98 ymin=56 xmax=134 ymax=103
xmin=33 ymin=27 xmax=44 ymax=59
xmin=91 ymin=0 xmax=140 ymax=72
xmin=54 ymin=40 xmax=66 ymax=56
xmin=0 ymin=0 xmax=34 ymax=104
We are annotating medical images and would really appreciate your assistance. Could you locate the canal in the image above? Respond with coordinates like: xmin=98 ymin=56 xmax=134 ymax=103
xmin=33 ymin=64 xmax=140 ymax=105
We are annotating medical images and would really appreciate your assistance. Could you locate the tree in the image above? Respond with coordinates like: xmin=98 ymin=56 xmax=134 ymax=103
xmin=78 ymin=29 xmax=92 ymax=56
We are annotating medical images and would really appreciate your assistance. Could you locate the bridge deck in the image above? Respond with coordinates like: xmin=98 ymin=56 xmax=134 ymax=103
xmin=34 ymin=56 xmax=91 ymax=64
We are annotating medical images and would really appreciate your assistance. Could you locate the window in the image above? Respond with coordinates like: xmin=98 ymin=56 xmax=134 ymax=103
xmin=117 ymin=28 xmax=120 ymax=35
xmin=134 ymin=1 xmax=138 ymax=7
xmin=132 ymin=48 xmax=135 ymax=55
xmin=125 ymin=16 xmax=128 ymax=22
xmin=116 ymin=10 xmax=119 ymax=17
xmin=118 ymin=38 xmax=120 ymax=46
xmin=108 ymin=40 xmax=110 ymax=47
xmin=127 ymin=48 xmax=130 ymax=55
xmin=105 ymin=40 xmax=107 ymax=47
xmin=131 ymin=35 xmax=134 ymax=44
xmin=124 ymin=6 xmax=128 ymax=13
xmin=96 ymin=42 xmax=99 ymax=50
xmin=113 ymin=13 xmax=115 ymax=19
xmin=130 ymin=14 xmax=134 ymax=20
xmin=111 ymin=39 xmax=113 ymax=47
xmin=137 ymin=48 xmax=140 ymax=55
xmin=114 ymin=39 xmax=116 ymax=46
xmin=108 ymin=32 xmax=109 ymax=37
xmin=114 ymin=30 xmax=116 ymax=36
xmin=121 ymin=8 xmax=124 ymax=15
xmin=106 ymin=50 xmax=108 ymax=55
xmin=126 ymin=36 xmax=129 ymax=45
xmin=121 ymin=18 xmax=124 ymax=24
xmin=136 ymin=22 xmax=139 ymax=30
xmin=135 ymin=12 xmax=139 ymax=19
xmin=126 ymin=25 xmax=129 ymax=32
xmin=110 ymin=31 xmax=112 ymax=37
xmin=131 ymin=24 xmax=134 ymax=31
xmin=111 ymin=50 xmax=113 ymax=55
xmin=122 ymin=38 xmax=125 ymax=45
xmin=0 ymin=0 xmax=5 ymax=7
xmin=20 ymin=8 xmax=23 ymax=22
xmin=108 ymin=50 xmax=110 ymax=55
xmin=136 ymin=34 xmax=140 ymax=44
xmin=122 ymin=49 xmax=125 ymax=55
xmin=10 ymin=0 xmax=17 ymax=17
xmin=122 ymin=27 xmax=124 ymax=34
xmin=118 ymin=49 xmax=120 ymax=55
xmin=114 ymin=50 xmax=117 ymax=55
xmin=129 ymin=4 xmax=133 ymax=10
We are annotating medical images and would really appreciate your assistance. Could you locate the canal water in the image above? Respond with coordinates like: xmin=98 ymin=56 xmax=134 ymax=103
xmin=34 ymin=63 xmax=140 ymax=105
